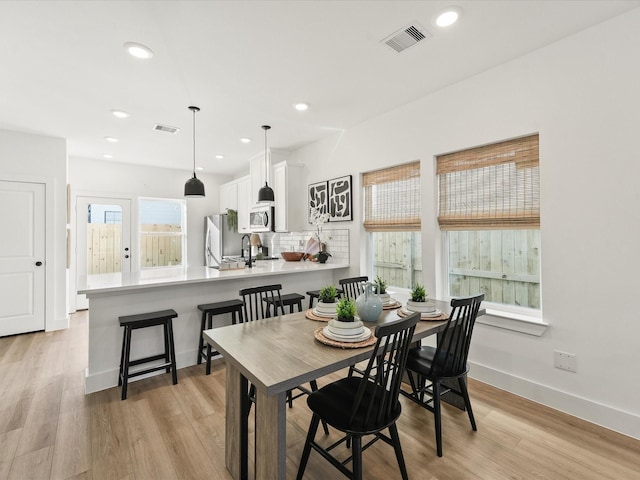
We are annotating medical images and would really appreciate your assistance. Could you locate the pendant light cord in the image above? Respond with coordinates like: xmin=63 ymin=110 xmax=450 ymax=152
xmin=192 ymin=108 xmax=196 ymax=176
xmin=262 ymin=125 xmax=271 ymax=185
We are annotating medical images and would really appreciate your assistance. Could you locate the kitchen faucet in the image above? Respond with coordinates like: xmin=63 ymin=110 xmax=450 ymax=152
xmin=241 ymin=234 xmax=253 ymax=268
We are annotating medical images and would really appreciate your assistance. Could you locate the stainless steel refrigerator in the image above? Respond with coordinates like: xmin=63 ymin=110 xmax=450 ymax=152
xmin=205 ymin=214 xmax=243 ymax=268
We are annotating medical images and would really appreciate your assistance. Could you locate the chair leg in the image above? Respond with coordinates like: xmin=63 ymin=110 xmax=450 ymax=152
xmin=433 ymin=380 xmax=443 ymax=457
xmin=163 ymin=322 xmax=171 ymax=374
xmin=197 ymin=310 xmax=206 ymax=364
xmin=121 ymin=326 xmax=132 ymax=400
xmin=389 ymin=423 xmax=409 ymax=480
xmin=296 ymin=414 xmax=321 ymax=480
xmin=166 ymin=320 xmax=178 ymax=385
xmin=458 ymin=376 xmax=477 ymax=431
xmin=351 ymin=435 xmax=363 ymax=480
xmin=247 ymin=384 xmax=256 ymax=416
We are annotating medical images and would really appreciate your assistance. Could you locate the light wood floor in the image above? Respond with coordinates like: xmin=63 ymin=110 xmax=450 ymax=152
xmin=1 ymin=311 xmax=639 ymax=480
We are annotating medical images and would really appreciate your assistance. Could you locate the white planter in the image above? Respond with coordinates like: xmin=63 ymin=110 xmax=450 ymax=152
xmin=378 ymin=292 xmax=391 ymax=304
xmin=406 ymin=300 xmax=436 ymax=313
xmin=315 ymin=300 xmax=338 ymax=314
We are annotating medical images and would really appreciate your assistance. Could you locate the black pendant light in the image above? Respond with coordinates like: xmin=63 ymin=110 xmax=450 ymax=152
xmin=257 ymin=125 xmax=274 ymax=202
xmin=184 ymin=105 xmax=205 ymax=197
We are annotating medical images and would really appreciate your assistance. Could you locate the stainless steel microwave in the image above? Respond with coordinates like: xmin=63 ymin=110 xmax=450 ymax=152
xmin=249 ymin=205 xmax=274 ymax=232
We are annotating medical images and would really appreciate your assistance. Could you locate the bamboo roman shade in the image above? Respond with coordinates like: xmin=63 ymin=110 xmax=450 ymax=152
xmin=437 ymin=134 xmax=539 ymax=230
xmin=363 ymin=161 xmax=421 ymax=231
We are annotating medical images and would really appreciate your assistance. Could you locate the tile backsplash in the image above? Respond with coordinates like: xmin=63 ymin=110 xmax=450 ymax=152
xmin=260 ymin=229 xmax=349 ymax=263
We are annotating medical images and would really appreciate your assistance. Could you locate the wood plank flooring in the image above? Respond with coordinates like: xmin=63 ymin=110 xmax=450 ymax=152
xmin=1 ymin=311 xmax=638 ymax=479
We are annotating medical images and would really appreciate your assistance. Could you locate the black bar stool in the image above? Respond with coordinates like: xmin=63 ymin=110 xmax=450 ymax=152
xmin=197 ymin=299 xmax=244 ymax=374
xmin=118 ymin=309 xmax=178 ymax=400
xmin=306 ymin=288 xmax=344 ymax=309
xmin=265 ymin=292 xmax=305 ymax=314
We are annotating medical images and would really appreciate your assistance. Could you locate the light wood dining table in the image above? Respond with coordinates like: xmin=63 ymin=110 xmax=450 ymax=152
xmin=203 ymin=297 xmax=452 ymax=480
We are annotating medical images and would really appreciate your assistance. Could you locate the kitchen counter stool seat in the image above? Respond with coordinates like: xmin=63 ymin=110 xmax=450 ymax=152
xmin=118 ymin=309 xmax=178 ymax=400
xmin=265 ymin=292 xmax=305 ymax=314
xmin=197 ymin=299 xmax=244 ymax=375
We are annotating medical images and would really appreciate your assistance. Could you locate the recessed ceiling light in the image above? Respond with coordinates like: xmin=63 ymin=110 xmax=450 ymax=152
xmin=111 ymin=109 xmax=130 ymax=119
xmin=435 ymin=7 xmax=462 ymax=28
xmin=215 ymin=154 xmax=224 ymax=159
xmin=123 ymin=42 xmax=154 ymax=59
xmin=104 ymin=136 xmax=119 ymax=143
xmin=103 ymin=154 xmax=113 ymax=159
xmin=240 ymin=137 xmax=252 ymax=144
xmin=293 ymin=102 xmax=310 ymax=111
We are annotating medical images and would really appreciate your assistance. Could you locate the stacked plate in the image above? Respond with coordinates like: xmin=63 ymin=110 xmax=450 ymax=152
xmin=313 ymin=302 xmax=338 ymax=318
xmin=400 ymin=307 xmax=442 ymax=319
xmin=322 ymin=318 xmax=372 ymax=342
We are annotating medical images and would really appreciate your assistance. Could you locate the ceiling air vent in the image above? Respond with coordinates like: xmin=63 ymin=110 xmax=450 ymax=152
xmin=153 ymin=123 xmax=180 ymax=134
xmin=382 ymin=22 xmax=431 ymax=53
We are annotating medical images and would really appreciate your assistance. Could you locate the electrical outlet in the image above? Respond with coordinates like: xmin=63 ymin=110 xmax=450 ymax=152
xmin=554 ymin=351 xmax=577 ymax=372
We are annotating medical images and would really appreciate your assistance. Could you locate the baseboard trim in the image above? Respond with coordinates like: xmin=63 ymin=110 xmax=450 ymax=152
xmin=469 ymin=361 xmax=640 ymax=440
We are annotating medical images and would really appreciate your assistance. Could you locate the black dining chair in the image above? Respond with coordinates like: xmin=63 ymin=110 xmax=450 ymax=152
xmin=239 ymin=284 xmax=328 ymax=433
xmin=338 ymin=276 xmax=368 ymax=301
xmin=295 ymin=312 xmax=420 ymax=480
xmin=400 ymin=293 xmax=484 ymax=457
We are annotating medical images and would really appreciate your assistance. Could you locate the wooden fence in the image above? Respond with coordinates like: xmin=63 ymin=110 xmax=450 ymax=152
xmin=86 ymin=224 xmax=182 ymax=274
xmin=372 ymin=232 xmax=422 ymax=290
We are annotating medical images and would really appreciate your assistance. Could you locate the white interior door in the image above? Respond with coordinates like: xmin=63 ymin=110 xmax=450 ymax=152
xmin=0 ymin=180 xmax=45 ymax=336
xmin=76 ymin=196 xmax=131 ymax=309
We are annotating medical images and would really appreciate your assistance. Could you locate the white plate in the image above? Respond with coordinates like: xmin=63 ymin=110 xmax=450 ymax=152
xmin=384 ymin=297 xmax=399 ymax=306
xmin=322 ymin=326 xmax=372 ymax=343
xmin=401 ymin=308 xmax=442 ymax=318
xmin=312 ymin=308 xmax=337 ymax=318
xmin=326 ymin=324 xmax=365 ymax=336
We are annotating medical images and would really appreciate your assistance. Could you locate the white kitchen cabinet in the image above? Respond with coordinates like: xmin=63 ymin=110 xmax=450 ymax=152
xmin=272 ymin=161 xmax=306 ymax=232
xmin=219 ymin=181 xmax=238 ymax=213
xmin=236 ymin=175 xmax=251 ymax=233
xmin=250 ymin=149 xmax=291 ymax=206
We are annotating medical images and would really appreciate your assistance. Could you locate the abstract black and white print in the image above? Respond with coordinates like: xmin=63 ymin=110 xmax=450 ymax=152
xmin=328 ymin=175 xmax=352 ymax=222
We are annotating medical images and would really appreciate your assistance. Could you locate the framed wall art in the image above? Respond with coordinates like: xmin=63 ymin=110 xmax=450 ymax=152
xmin=328 ymin=175 xmax=352 ymax=222
xmin=308 ymin=181 xmax=328 ymax=222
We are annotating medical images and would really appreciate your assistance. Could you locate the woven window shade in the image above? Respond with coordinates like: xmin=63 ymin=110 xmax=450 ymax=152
xmin=437 ymin=134 xmax=539 ymax=230
xmin=363 ymin=161 xmax=421 ymax=231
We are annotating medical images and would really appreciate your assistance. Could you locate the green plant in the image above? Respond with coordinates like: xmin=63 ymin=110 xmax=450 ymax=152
xmin=226 ymin=208 xmax=238 ymax=232
xmin=373 ymin=275 xmax=387 ymax=294
xmin=410 ymin=283 xmax=427 ymax=302
xmin=313 ymin=251 xmax=332 ymax=262
xmin=319 ymin=285 xmax=338 ymax=303
xmin=336 ymin=298 xmax=357 ymax=322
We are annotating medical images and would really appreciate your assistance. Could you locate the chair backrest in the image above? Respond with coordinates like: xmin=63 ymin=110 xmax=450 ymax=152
xmin=428 ymin=293 xmax=484 ymax=378
xmin=338 ymin=276 xmax=368 ymax=300
xmin=239 ymin=284 xmax=284 ymax=321
xmin=349 ymin=312 xmax=419 ymax=429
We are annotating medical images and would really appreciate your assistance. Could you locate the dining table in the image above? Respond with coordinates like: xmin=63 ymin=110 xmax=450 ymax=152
xmin=203 ymin=296 xmax=453 ymax=480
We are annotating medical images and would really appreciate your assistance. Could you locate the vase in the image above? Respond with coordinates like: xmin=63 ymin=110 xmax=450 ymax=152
xmin=355 ymin=282 xmax=383 ymax=323
xmin=317 ymin=252 xmax=330 ymax=264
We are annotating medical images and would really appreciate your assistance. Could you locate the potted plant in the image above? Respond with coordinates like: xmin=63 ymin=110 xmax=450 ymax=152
xmin=335 ymin=297 xmax=357 ymax=323
xmin=316 ymin=284 xmax=339 ymax=314
xmin=309 ymin=206 xmax=332 ymax=263
xmin=407 ymin=283 xmax=436 ymax=313
xmin=314 ymin=250 xmax=332 ymax=264
xmin=373 ymin=275 xmax=390 ymax=304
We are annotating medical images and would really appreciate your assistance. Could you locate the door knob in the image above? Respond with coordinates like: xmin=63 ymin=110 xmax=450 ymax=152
xmin=35 ymin=261 xmax=43 ymax=266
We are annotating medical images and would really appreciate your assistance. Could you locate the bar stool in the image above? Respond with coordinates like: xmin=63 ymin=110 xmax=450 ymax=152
xmin=265 ymin=292 xmax=305 ymax=315
xmin=118 ymin=309 xmax=178 ymax=400
xmin=197 ymin=299 xmax=244 ymax=375
xmin=306 ymin=287 xmax=344 ymax=309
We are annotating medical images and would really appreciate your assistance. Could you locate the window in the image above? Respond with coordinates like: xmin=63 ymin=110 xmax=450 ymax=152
xmin=139 ymin=198 xmax=186 ymax=268
xmin=437 ymin=134 xmax=540 ymax=310
xmin=363 ymin=161 xmax=421 ymax=289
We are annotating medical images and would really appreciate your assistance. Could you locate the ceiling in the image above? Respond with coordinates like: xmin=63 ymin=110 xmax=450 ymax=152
xmin=1 ymin=1 xmax=638 ymax=178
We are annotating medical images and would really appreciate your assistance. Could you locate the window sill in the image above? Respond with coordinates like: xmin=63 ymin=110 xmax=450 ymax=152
xmin=477 ymin=308 xmax=549 ymax=336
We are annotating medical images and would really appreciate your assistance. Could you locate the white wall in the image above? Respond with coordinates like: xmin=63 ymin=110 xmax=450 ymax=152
xmin=68 ymin=157 xmax=228 ymax=309
xmin=0 ymin=129 xmax=68 ymax=331
xmin=291 ymin=9 xmax=640 ymax=438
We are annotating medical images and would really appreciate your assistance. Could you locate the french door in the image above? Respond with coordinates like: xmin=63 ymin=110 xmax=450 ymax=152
xmin=0 ymin=180 xmax=45 ymax=336
xmin=76 ymin=196 xmax=131 ymax=309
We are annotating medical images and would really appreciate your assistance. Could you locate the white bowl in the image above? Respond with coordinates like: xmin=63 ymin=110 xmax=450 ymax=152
xmin=406 ymin=300 xmax=436 ymax=313
xmin=315 ymin=301 xmax=338 ymax=313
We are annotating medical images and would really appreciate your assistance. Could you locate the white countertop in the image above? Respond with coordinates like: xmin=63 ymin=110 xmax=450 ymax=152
xmin=78 ymin=260 xmax=349 ymax=296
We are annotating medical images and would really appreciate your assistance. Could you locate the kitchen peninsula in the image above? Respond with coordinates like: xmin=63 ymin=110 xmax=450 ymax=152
xmin=79 ymin=260 xmax=348 ymax=394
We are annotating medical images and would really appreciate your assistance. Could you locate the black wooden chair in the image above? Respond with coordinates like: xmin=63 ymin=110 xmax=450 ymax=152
xmin=239 ymin=284 xmax=328 ymax=433
xmin=296 ymin=312 xmax=420 ymax=480
xmin=400 ymin=293 xmax=484 ymax=457
xmin=338 ymin=276 xmax=368 ymax=300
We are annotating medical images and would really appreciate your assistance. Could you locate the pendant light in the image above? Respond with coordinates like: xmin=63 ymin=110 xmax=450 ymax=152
xmin=184 ymin=105 xmax=205 ymax=197
xmin=257 ymin=125 xmax=274 ymax=202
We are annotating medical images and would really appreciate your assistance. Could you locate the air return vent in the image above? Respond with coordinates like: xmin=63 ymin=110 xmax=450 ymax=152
xmin=153 ymin=123 xmax=180 ymax=134
xmin=381 ymin=22 xmax=431 ymax=53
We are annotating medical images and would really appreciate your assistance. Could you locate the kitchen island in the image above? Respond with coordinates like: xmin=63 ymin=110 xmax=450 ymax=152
xmin=78 ymin=260 xmax=349 ymax=394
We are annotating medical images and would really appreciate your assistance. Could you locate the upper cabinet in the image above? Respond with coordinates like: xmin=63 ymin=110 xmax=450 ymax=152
xmin=272 ymin=161 xmax=305 ymax=233
xmin=219 ymin=181 xmax=238 ymax=213
xmin=218 ymin=175 xmax=251 ymax=233
xmin=250 ymin=149 xmax=291 ymax=206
